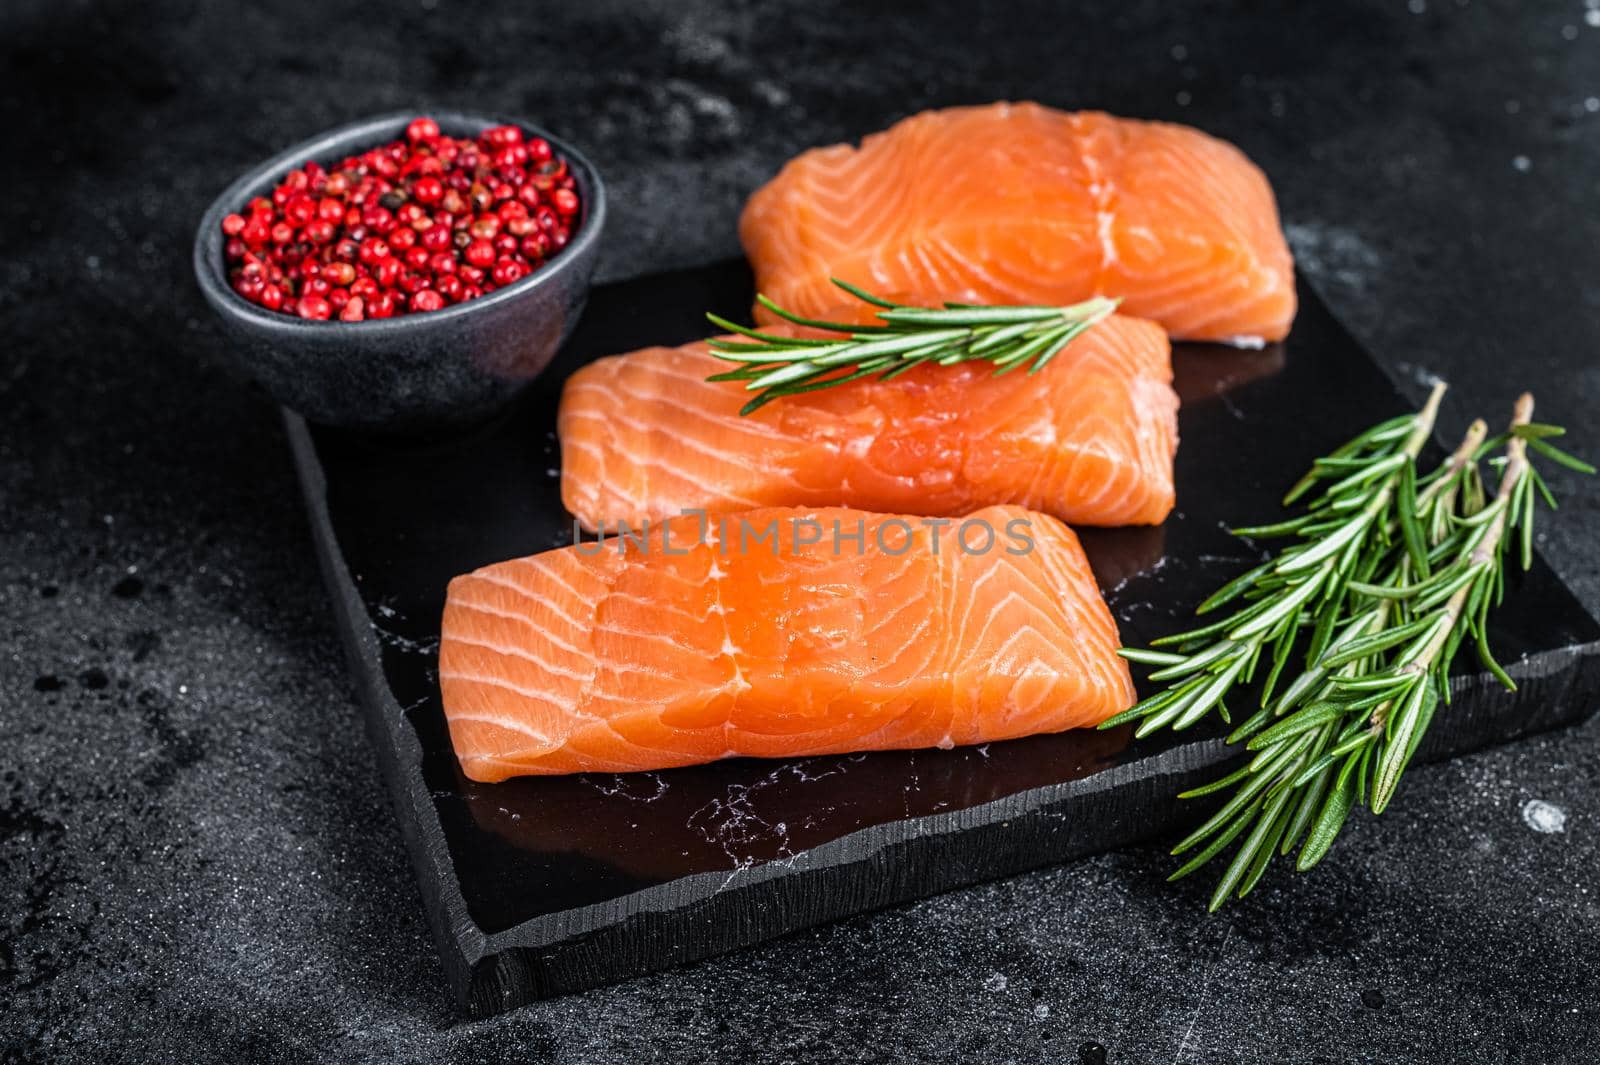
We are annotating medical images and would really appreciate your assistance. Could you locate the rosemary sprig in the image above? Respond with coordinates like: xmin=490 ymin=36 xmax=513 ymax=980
xmin=1103 ymin=381 xmax=1450 ymax=738
xmin=1112 ymin=390 xmax=1591 ymax=908
xmin=703 ymin=279 xmax=1119 ymax=415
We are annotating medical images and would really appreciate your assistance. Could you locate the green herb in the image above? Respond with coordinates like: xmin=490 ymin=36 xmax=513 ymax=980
xmin=1105 ymin=381 xmax=1451 ymax=739
xmin=703 ymin=279 xmax=1119 ymax=415
xmin=1106 ymin=387 xmax=1591 ymax=908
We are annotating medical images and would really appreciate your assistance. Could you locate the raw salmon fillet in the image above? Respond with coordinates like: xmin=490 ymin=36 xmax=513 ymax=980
xmin=560 ymin=314 xmax=1177 ymax=531
xmin=439 ymin=505 xmax=1134 ymax=780
xmin=741 ymin=103 xmax=1296 ymax=345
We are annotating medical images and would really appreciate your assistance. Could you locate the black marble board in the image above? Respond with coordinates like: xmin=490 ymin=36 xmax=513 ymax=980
xmin=283 ymin=260 xmax=1600 ymax=1018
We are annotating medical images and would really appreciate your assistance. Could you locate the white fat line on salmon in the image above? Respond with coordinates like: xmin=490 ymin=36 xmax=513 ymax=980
xmin=571 ymin=511 xmax=1037 ymax=559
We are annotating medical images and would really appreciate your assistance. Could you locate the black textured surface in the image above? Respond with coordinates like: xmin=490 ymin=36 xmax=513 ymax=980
xmin=294 ymin=263 xmax=1599 ymax=1014
xmin=5 ymin=0 xmax=1600 ymax=1061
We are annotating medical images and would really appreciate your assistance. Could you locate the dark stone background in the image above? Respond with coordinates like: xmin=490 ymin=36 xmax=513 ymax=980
xmin=3 ymin=1 xmax=1597 ymax=1061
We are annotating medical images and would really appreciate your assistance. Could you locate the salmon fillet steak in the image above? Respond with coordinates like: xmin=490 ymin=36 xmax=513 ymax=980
xmin=741 ymin=102 xmax=1296 ymax=345
xmin=559 ymin=314 xmax=1177 ymax=532
xmin=439 ymin=505 xmax=1134 ymax=780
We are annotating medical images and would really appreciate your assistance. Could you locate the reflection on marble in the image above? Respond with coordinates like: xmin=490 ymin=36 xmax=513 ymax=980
xmin=1172 ymin=341 xmax=1287 ymax=409
xmin=461 ymin=725 xmax=1136 ymax=883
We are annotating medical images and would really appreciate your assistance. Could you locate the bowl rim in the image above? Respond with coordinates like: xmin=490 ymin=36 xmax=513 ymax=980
xmin=192 ymin=109 xmax=607 ymax=335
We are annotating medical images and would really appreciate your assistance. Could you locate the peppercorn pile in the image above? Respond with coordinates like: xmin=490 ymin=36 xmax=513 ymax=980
xmin=220 ymin=117 xmax=583 ymax=321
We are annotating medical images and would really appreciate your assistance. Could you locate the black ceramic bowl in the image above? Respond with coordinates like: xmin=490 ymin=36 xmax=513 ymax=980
xmin=193 ymin=111 xmax=605 ymax=431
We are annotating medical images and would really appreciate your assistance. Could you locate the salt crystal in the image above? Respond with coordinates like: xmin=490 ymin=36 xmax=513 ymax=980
xmin=1522 ymin=799 xmax=1567 ymax=834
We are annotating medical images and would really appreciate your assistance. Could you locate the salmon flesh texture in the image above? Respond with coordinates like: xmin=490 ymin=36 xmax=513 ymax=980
xmin=740 ymin=103 xmax=1296 ymax=345
xmin=439 ymin=505 xmax=1134 ymax=780
xmin=559 ymin=314 xmax=1178 ymax=532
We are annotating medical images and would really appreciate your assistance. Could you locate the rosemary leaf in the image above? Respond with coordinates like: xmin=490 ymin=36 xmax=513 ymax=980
xmin=1116 ymin=387 xmax=1588 ymax=906
xmin=705 ymin=280 xmax=1118 ymax=412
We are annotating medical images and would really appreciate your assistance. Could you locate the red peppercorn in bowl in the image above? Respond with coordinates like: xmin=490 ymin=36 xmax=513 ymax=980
xmin=194 ymin=112 xmax=605 ymax=430
xmin=220 ymin=117 xmax=585 ymax=322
